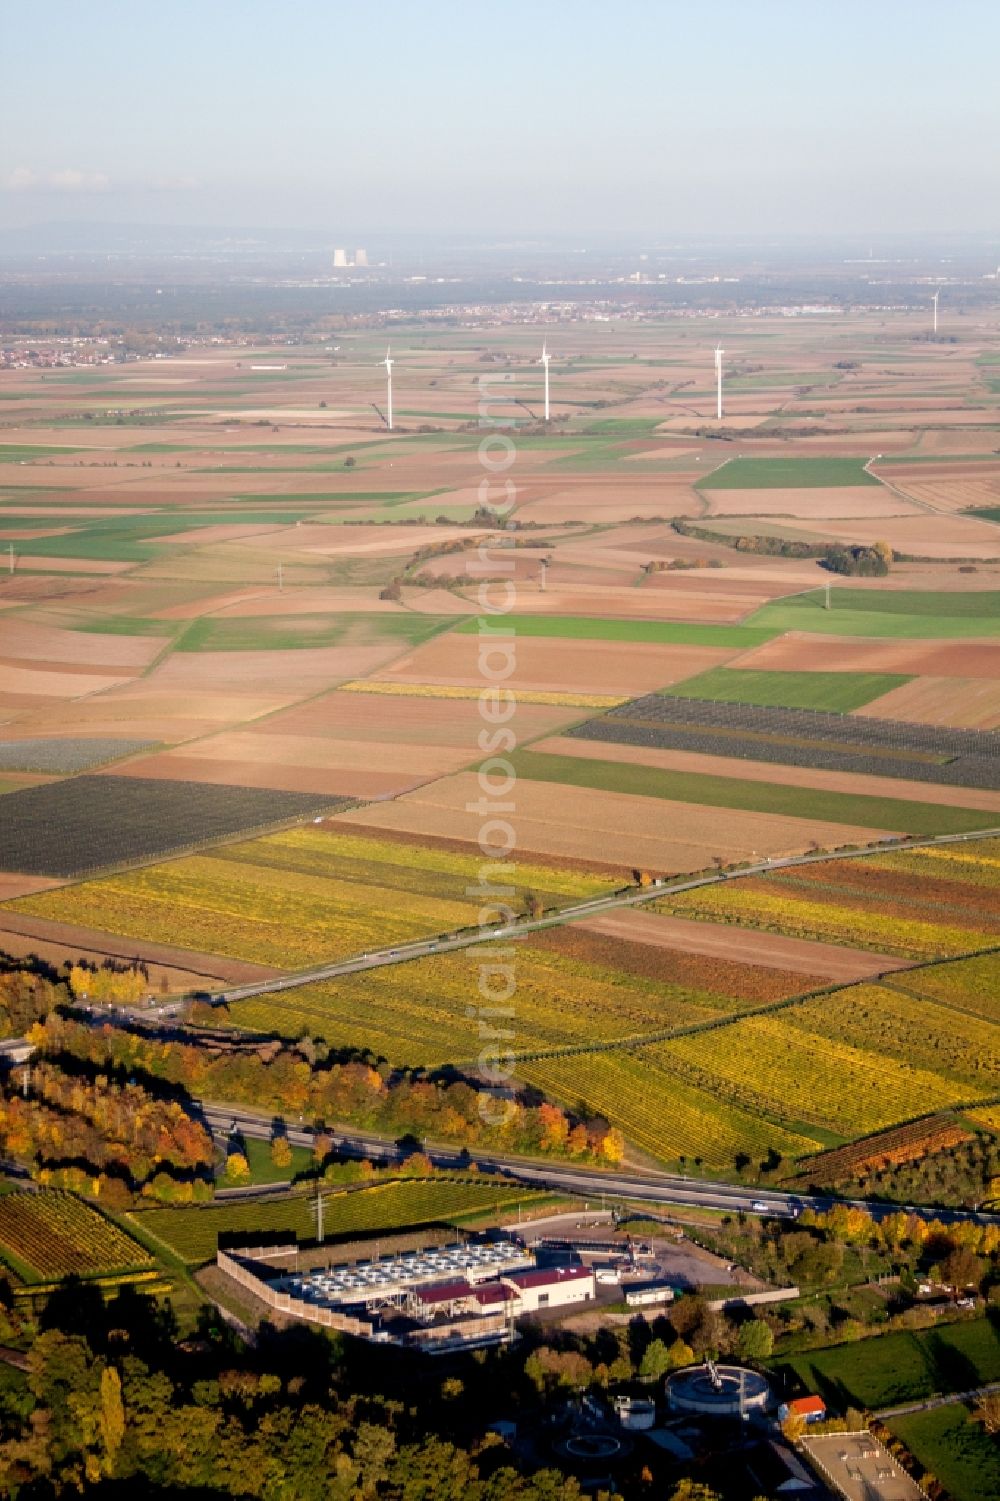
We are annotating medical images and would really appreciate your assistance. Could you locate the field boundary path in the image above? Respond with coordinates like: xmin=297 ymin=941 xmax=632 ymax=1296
xmin=874 ymin=1379 xmax=1000 ymax=1421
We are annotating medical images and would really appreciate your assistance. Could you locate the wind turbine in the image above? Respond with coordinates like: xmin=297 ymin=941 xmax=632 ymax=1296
xmin=714 ymin=344 xmax=724 ymax=422
xmin=540 ymin=340 xmax=551 ymax=422
xmin=383 ymin=345 xmax=394 ymax=431
xmin=932 ymin=288 xmax=941 ymax=335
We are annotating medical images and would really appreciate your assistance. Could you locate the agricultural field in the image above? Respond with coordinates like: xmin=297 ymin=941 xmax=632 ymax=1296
xmin=655 ymin=866 xmax=1000 ymax=960
xmin=0 ymin=737 xmax=156 ymax=773
xmin=747 ymin=588 xmax=1000 ymax=639
xmin=224 ymin=923 xmax=813 ymax=1063
xmin=777 ymin=1317 xmax=1000 ymax=1410
xmin=0 ymin=1189 xmax=154 ymax=1284
xmin=890 ymin=1404 xmax=1000 ymax=1501
xmin=6 ymin=826 xmax=610 ymax=969
xmin=3 ymin=313 xmax=1000 ymax=1190
xmin=451 ymin=614 xmax=777 ymax=649
xmin=662 ymin=667 xmax=912 ymax=713
xmin=132 ymin=1176 xmax=546 ymax=1266
xmin=572 ymin=693 xmax=1000 ymax=794
xmin=697 ymin=456 xmax=880 ymax=488
xmin=517 ymin=1048 xmax=818 ymax=1167
xmin=505 ymin=745 xmax=995 ymax=836
xmin=0 ymin=776 xmax=343 ymax=878
xmin=785 ymin=1114 xmax=975 ymax=1190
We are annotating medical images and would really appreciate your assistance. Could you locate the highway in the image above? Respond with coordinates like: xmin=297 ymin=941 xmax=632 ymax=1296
xmin=144 ymin=823 xmax=1000 ymax=1019
xmin=199 ymin=1101 xmax=1000 ymax=1231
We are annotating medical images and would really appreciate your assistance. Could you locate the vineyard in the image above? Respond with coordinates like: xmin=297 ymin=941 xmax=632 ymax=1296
xmin=8 ymin=827 xmax=610 ymax=970
xmin=0 ymin=1190 xmax=154 ymax=1283
xmin=0 ymin=776 xmax=344 ymax=879
xmin=226 ymin=932 xmax=800 ymax=1064
xmin=786 ymin=985 xmax=1000 ymax=1088
xmin=786 ymin=1114 xmax=973 ymax=1189
xmin=652 ymin=1013 xmax=971 ymax=1139
xmin=132 ymin=1176 xmax=546 ymax=1266
xmin=570 ymin=694 xmax=1000 ymax=793
xmin=655 ymin=880 xmax=993 ymax=960
xmin=516 ymin=1049 xmax=817 ymax=1168
xmin=0 ymin=737 xmax=155 ymax=774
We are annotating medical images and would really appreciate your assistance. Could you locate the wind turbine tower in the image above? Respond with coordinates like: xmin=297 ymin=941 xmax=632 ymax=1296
xmin=932 ymin=288 xmax=941 ymax=335
xmin=541 ymin=341 xmax=551 ymax=422
xmin=383 ymin=346 xmax=394 ymax=431
xmin=714 ymin=344 xmax=724 ymax=422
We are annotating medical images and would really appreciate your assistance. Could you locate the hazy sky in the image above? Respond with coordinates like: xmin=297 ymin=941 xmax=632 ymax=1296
xmin=4 ymin=0 xmax=999 ymax=238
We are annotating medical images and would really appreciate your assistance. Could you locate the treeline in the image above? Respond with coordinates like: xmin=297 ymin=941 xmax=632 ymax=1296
xmin=671 ymin=519 xmax=893 ymax=575
xmin=67 ymin=960 xmax=149 ymax=1006
xmin=33 ymin=1015 xmax=626 ymax=1166
xmin=0 ymin=1310 xmax=590 ymax=1500
xmin=0 ymin=966 xmax=65 ymax=1041
xmin=0 ymin=1061 xmax=213 ymax=1205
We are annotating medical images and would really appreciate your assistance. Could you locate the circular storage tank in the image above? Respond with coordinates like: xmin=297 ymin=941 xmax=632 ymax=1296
xmin=665 ymin=1363 xmax=771 ymax=1418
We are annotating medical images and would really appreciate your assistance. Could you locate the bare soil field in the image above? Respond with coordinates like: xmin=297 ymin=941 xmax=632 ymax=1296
xmin=0 ymin=908 xmax=282 ymax=990
xmin=0 ymin=664 xmax=130 ymax=699
xmin=0 ymin=618 xmax=167 ymax=670
xmin=576 ymin=908 xmax=911 ymax=981
xmin=856 ymin=676 xmax=1000 ymax=730
xmin=737 ymin=632 xmax=1000 ymax=678
xmin=258 ymin=689 xmax=574 ymax=745
xmin=0 ymin=873 xmax=63 ymax=902
xmin=148 ymin=641 xmax=414 ymax=694
xmin=700 ymin=486 xmax=917 ymax=518
xmin=337 ymin=770 xmax=892 ymax=872
xmin=812 ymin=513 xmax=1000 ymax=559
xmin=529 ymin=735 xmax=1000 ymax=812
xmin=211 ymin=587 xmax=408 ymax=617
xmin=101 ymin=751 xmax=400 ymax=799
xmin=372 ymin=634 xmax=740 ymax=696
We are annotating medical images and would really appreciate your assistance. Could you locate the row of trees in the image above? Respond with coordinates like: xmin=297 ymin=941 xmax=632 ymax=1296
xmin=32 ymin=1015 xmax=626 ymax=1166
xmin=0 ymin=1061 xmax=213 ymax=1203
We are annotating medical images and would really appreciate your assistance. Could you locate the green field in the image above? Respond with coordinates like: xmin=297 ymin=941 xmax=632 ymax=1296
xmin=507 ymin=748 xmax=999 ymax=837
xmin=231 ymin=1136 xmax=314 ymax=1187
xmin=968 ymin=506 xmax=1000 ymax=523
xmin=698 ymin=457 xmax=880 ymax=489
xmin=891 ymin=1403 xmax=1000 ymax=1501
xmin=747 ymin=589 xmax=1000 ymax=639
xmin=453 ymin=614 xmax=776 ymax=648
xmin=132 ymin=1177 xmax=544 ymax=1265
xmin=0 ymin=443 xmax=85 ymax=462
xmin=663 ymin=667 xmax=911 ymax=713
xmin=176 ymin=612 xmax=455 ymax=652
xmin=776 ymin=1317 xmax=1000 ymax=1409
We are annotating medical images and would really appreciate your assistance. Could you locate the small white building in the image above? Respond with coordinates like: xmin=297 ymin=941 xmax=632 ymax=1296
xmin=505 ymin=1264 xmax=595 ymax=1312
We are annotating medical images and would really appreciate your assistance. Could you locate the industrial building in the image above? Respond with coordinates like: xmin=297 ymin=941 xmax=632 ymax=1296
xmin=217 ymin=1238 xmax=594 ymax=1352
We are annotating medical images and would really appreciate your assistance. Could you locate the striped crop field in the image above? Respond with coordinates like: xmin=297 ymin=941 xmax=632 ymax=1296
xmin=132 ymin=1177 xmax=545 ymax=1266
xmin=0 ymin=1191 xmax=153 ymax=1283
xmin=653 ymin=1012 xmax=973 ymax=1140
xmin=7 ymin=827 xmax=610 ymax=970
xmin=226 ymin=929 xmax=814 ymax=1064
xmin=337 ymin=680 xmax=628 ymax=708
xmin=516 ymin=1050 xmax=818 ymax=1169
xmin=655 ymin=840 xmax=1000 ymax=961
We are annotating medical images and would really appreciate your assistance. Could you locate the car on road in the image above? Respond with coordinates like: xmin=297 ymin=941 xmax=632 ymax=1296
xmin=751 ymin=1201 xmax=770 ymax=1213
